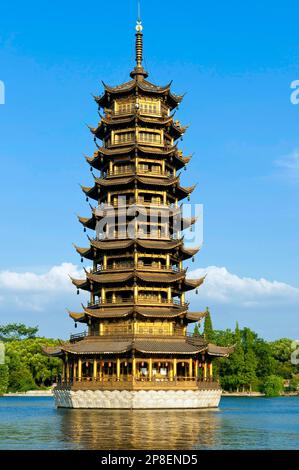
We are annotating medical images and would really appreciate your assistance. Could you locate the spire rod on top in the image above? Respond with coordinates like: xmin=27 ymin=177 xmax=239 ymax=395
xmin=130 ymin=0 xmax=148 ymax=80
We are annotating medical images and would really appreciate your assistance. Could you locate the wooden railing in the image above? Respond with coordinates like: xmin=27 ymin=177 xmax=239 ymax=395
xmin=93 ymin=263 xmax=183 ymax=273
xmin=56 ymin=377 xmax=220 ymax=392
xmin=87 ymin=299 xmax=188 ymax=308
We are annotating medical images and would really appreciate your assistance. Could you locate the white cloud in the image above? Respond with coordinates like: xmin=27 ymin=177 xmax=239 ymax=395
xmin=275 ymin=149 xmax=299 ymax=180
xmin=0 ymin=263 xmax=83 ymax=292
xmin=189 ymin=266 xmax=299 ymax=307
xmin=0 ymin=263 xmax=86 ymax=314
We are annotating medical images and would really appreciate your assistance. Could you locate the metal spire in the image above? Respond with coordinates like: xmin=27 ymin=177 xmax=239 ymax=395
xmin=130 ymin=0 xmax=148 ymax=79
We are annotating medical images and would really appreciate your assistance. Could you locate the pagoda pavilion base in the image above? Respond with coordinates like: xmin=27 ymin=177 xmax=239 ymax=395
xmin=53 ymin=387 xmax=222 ymax=409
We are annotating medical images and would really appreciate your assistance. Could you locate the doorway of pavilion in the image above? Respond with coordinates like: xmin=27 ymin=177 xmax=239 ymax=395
xmin=152 ymin=360 xmax=172 ymax=381
xmin=176 ymin=360 xmax=190 ymax=379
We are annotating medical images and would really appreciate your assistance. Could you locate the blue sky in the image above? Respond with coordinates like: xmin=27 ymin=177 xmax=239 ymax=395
xmin=0 ymin=0 xmax=298 ymax=339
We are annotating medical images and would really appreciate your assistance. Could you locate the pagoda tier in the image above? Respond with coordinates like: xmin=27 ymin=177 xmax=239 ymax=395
xmin=45 ymin=336 xmax=232 ymax=358
xmin=95 ymin=79 xmax=183 ymax=110
xmin=90 ymin=114 xmax=188 ymax=141
xmin=68 ymin=306 xmax=206 ymax=323
xmin=86 ymin=145 xmax=191 ymax=172
xmin=44 ymin=19 xmax=232 ymax=409
xmin=77 ymin=210 xmax=197 ymax=231
xmin=74 ymin=238 xmax=199 ymax=261
xmin=81 ymin=176 xmax=196 ymax=203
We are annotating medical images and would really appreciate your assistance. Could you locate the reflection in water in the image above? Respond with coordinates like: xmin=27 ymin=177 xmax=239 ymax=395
xmin=59 ymin=408 xmax=222 ymax=450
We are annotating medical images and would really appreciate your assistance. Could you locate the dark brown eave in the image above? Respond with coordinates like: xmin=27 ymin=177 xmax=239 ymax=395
xmin=207 ymin=343 xmax=234 ymax=357
xmin=69 ymin=305 xmax=188 ymax=323
xmin=95 ymin=79 xmax=183 ymax=111
xmin=86 ymin=145 xmax=190 ymax=171
xmin=46 ymin=336 xmax=207 ymax=356
xmin=82 ymin=176 xmax=195 ymax=202
xmin=74 ymin=239 xmax=200 ymax=261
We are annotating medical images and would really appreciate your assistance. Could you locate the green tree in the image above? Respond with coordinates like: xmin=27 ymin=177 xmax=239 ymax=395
xmin=0 ymin=323 xmax=39 ymax=342
xmin=262 ymin=375 xmax=284 ymax=397
xmin=193 ymin=324 xmax=201 ymax=337
xmin=9 ymin=367 xmax=36 ymax=392
xmin=0 ymin=364 xmax=9 ymax=394
xmin=203 ymin=308 xmax=214 ymax=342
xmin=219 ymin=323 xmax=245 ymax=391
xmin=242 ymin=328 xmax=258 ymax=391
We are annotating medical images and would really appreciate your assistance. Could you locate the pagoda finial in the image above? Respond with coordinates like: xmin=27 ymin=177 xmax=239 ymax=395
xmin=135 ymin=19 xmax=143 ymax=68
xmin=130 ymin=1 xmax=148 ymax=80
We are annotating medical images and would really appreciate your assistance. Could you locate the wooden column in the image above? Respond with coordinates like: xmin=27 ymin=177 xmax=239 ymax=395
xmin=210 ymin=362 xmax=213 ymax=379
xmin=66 ymin=358 xmax=70 ymax=382
xmin=195 ymin=359 xmax=199 ymax=378
xmin=73 ymin=362 xmax=77 ymax=381
xmin=189 ymin=358 xmax=193 ymax=378
xmin=93 ymin=359 xmax=97 ymax=380
xmin=134 ymin=284 xmax=138 ymax=302
xmin=167 ymin=287 xmax=172 ymax=302
xmin=204 ymin=362 xmax=207 ymax=381
xmin=132 ymin=356 xmax=136 ymax=379
xmin=149 ymin=358 xmax=152 ymax=381
xmin=173 ymin=358 xmax=177 ymax=378
xmin=117 ymin=358 xmax=120 ymax=380
xmin=78 ymin=358 xmax=82 ymax=382
xmin=103 ymin=255 xmax=107 ymax=270
xmin=166 ymin=254 xmax=170 ymax=269
xmin=181 ymin=292 xmax=185 ymax=305
xmin=101 ymin=287 xmax=106 ymax=303
xmin=62 ymin=362 xmax=66 ymax=382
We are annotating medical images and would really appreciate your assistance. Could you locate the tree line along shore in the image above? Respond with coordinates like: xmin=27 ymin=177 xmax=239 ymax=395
xmin=0 ymin=315 xmax=298 ymax=398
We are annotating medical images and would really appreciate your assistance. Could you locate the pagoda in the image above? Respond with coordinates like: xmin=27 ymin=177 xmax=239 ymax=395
xmin=45 ymin=19 xmax=232 ymax=409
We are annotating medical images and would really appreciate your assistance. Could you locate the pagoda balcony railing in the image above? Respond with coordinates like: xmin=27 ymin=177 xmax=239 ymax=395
xmin=87 ymin=298 xmax=188 ymax=308
xmin=107 ymin=168 xmax=172 ymax=178
xmin=93 ymin=263 xmax=183 ymax=273
xmin=70 ymin=331 xmax=201 ymax=342
xmin=110 ymin=110 xmax=166 ymax=118
xmin=107 ymin=200 xmax=178 ymax=209
xmin=70 ymin=331 xmax=87 ymax=343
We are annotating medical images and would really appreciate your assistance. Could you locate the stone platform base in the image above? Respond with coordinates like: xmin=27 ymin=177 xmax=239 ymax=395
xmin=54 ymin=388 xmax=221 ymax=409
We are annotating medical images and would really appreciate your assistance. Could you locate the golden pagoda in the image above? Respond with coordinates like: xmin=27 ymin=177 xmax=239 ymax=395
xmin=45 ymin=18 xmax=231 ymax=409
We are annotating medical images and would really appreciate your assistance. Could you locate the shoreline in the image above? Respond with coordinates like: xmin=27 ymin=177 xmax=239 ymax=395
xmin=1 ymin=391 xmax=298 ymax=398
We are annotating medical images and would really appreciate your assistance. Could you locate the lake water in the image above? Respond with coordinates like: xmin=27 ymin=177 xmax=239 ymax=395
xmin=0 ymin=396 xmax=298 ymax=449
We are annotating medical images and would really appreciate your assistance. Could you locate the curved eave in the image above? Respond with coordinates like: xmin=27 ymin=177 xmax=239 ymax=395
xmin=95 ymin=80 xmax=183 ymax=110
xmin=94 ymin=175 xmax=179 ymax=188
xmin=181 ymin=216 xmax=197 ymax=229
xmin=70 ymin=277 xmax=89 ymax=291
xmin=69 ymin=312 xmax=86 ymax=323
xmin=186 ymin=311 xmax=207 ymax=322
xmin=181 ymin=246 xmax=200 ymax=259
xmin=43 ymin=346 xmax=64 ymax=357
xmin=73 ymin=244 xmax=94 ymax=260
xmin=183 ymin=276 xmax=205 ymax=291
xmin=85 ymin=270 xmax=187 ymax=285
xmin=77 ymin=214 xmax=96 ymax=229
xmin=207 ymin=343 xmax=234 ymax=357
xmin=81 ymin=184 xmax=98 ymax=200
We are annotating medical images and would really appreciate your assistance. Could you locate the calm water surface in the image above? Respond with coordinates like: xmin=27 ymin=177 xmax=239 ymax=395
xmin=0 ymin=396 xmax=298 ymax=450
